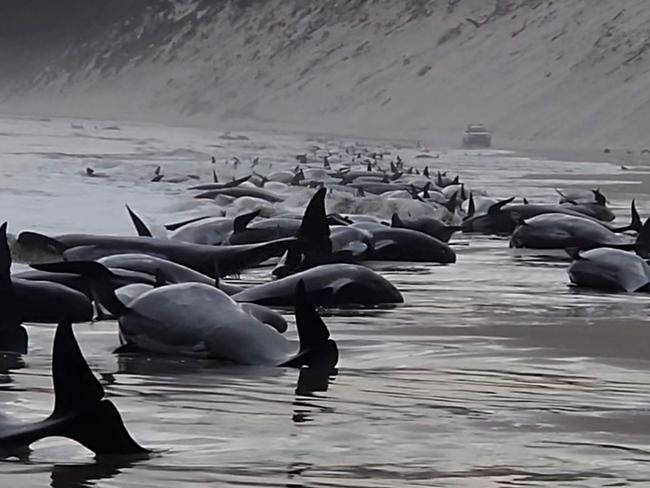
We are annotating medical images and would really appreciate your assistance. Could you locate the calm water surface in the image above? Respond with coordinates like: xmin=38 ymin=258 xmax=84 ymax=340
xmin=1 ymin=116 xmax=650 ymax=487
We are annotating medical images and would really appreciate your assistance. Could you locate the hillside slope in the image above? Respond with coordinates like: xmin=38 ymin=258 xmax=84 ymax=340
xmin=1 ymin=0 xmax=650 ymax=149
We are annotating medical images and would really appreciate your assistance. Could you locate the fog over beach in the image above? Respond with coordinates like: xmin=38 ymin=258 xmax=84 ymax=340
xmin=1 ymin=1 xmax=650 ymax=149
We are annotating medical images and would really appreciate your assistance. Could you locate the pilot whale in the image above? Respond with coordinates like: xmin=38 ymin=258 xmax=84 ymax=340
xmin=17 ymin=231 xmax=293 ymax=278
xmin=0 ymin=223 xmax=92 ymax=354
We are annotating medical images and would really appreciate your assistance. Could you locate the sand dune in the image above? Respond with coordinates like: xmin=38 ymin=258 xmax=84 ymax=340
xmin=1 ymin=0 xmax=649 ymax=149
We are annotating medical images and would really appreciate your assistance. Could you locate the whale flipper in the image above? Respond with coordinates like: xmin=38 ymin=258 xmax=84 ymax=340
xmin=281 ymin=280 xmax=338 ymax=368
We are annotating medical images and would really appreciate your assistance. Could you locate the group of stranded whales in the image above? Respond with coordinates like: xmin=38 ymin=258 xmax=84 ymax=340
xmin=3 ymin=144 xmax=648 ymax=456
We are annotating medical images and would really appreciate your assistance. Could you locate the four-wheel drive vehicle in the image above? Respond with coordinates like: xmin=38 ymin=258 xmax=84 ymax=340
xmin=462 ymin=124 xmax=491 ymax=148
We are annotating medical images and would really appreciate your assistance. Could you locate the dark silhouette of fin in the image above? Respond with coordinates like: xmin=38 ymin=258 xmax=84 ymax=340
xmin=217 ymin=238 xmax=296 ymax=278
xmin=212 ymin=170 xmax=219 ymax=183
xmin=50 ymin=320 xmax=147 ymax=455
xmin=281 ymin=280 xmax=338 ymax=369
xmin=31 ymin=262 xmax=129 ymax=317
xmin=296 ymin=188 xmax=332 ymax=268
xmin=222 ymin=174 xmax=250 ymax=188
xmin=444 ymin=192 xmax=458 ymax=213
xmin=422 ymin=182 xmax=431 ymax=199
xmin=272 ymin=244 xmax=304 ymax=279
xmin=593 ymin=188 xmax=607 ymax=205
xmin=609 ymin=200 xmax=641 ymax=233
xmin=233 ymin=209 xmax=261 ymax=233
xmin=423 ymin=166 xmax=430 ymax=178
xmin=0 ymin=222 xmax=27 ymax=354
xmin=125 ymin=205 xmax=153 ymax=237
xmin=487 ymin=197 xmax=516 ymax=216
xmin=391 ymin=213 xmax=405 ymax=228
xmin=290 ymin=169 xmax=304 ymax=186
xmin=467 ymin=192 xmax=476 ymax=218
xmin=164 ymin=215 xmax=212 ymax=231
xmin=636 ymin=217 xmax=650 ymax=258
xmin=630 ymin=200 xmax=642 ymax=232
xmin=0 ymin=321 xmax=147 ymax=455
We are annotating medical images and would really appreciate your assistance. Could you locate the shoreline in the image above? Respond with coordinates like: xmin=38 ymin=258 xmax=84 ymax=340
xmin=3 ymin=107 xmax=650 ymax=168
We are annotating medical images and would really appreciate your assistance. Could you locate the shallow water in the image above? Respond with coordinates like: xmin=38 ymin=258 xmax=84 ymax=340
xmin=2 ymin=115 xmax=650 ymax=487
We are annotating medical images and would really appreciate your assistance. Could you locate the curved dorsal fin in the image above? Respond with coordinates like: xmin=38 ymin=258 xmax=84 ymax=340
xmin=444 ymin=192 xmax=458 ymax=212
xmin=487 ymin=196 xmax=516 ymax=215
xmin=280 ymin=279 xmax=338 ymax=368
xmin=391 ymin=213 xmax=404 ymax=228
xmin=125 ymin=205 xmax=153 ymax=237
xmin=233 ymin=209 xmax=261 ymax=233
xmin=593 ymin=188 xmax=606 ymax=205
xmin=212 ymin=170 xmax=219 ymax=183
xmin=467 ymin=192 xmax=475 ymax=218
xmin=0 ymin=222 xmax=24 ymax=352
xmin=297 ymin=188 xmax=332 ymax=267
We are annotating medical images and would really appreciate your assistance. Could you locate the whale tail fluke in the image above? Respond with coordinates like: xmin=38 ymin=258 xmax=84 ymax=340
xmin=281 ymin=280 xmax=338 ymax=369
xmin=49 ymin=320 xmax=147 ymax=455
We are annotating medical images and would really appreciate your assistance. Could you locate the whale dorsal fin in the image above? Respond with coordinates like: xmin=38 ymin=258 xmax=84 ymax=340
xmin=467 ymin=192 xmax=476 ymax=218
xmin=233 ymin=209 xmax=261 ymax=233
xmin=0 ymin=222 xmax=26 ymax=353
xmin=593 ymin=188 xmax=607 ymax=205
xmin=636 ymin=216 xmax=650 ymax=258
xmin=125 ymin=205 xmax=153 ymax=237
xmin=391 ymin=213 xmax=404 ymax=228
xmin=53 ymin=320 xmax=104 ymax=415
xmin=212 ymin=170 xmax=219 ymax=183
xmin=297 ymin=188 xmax=332 ymax=268
xmin=165 ymin=215 xmax=212 ymax=231
xmin=281 ymin=280 xmax=338 ymax=368
xmin=487 ymin=197 xmax=516 ymax=216
xmin=49 ymin=320 xmax=147 ymax=454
